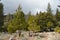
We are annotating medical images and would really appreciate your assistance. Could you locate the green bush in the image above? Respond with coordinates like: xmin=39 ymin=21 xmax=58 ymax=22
xmin=54 ymin=26 xmax=60 ymax=33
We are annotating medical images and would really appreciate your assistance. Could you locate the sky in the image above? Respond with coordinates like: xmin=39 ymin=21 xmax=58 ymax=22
xmin=1 ymin=0 xmax=60 ymax=15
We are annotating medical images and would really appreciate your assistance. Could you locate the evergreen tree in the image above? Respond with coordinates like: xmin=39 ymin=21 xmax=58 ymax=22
xmin=7 ymin=5 xmax=27 ymax=33
xmin=55 ymin=9 xmax=60 ymax=26
xmin=35 ymin=12 xmax=47 ymax=32
xmin=47 ymin=3 xmax=52 ymax=14
xmin=0 ymin=2 xmax=4 ymax=31
xmin=46 ymin=3 xmax=53 ymax=21
xmin=55 ymin=8 xmax=60 ymax=21
xmin=46 ymin=3 xmax=54 ymax=31
xmin=27 ymin=13 xmax=40 ymax=32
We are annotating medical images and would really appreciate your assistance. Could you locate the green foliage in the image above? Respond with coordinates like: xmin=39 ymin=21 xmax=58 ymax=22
xmin=46 ymin=21 xmax=54 ymax=31
xmin=27 ymin=13 xmax=40 ymax=32
xmin=47 ymin=3 xmax=52 ymax=14
xmin=7 ymin=5 xmax=27 ymax=33
xmin=35 ymin=12 xmax=47 ymax=31
xmin=54 ymin=26 xmax=60 ymax=33
xmin=0 ymin=3 xmax=4 ymax=31
xmin=55 ymin=9 xmax=60 ymax=21
xmin=7 ymin=21 xmax=15 ymax=33
xmin=28 ymin=23 xmax=40 ymax=32
xmin=3 ymin=13 xmax=12 ymax=32
xmin=55 ymin=9 xmax=60 ymax=33
xmin=35 ymin=3 xmax=55 ymax=32
xmin=2 ymin=3 xmax=60 ymax=33
xmin=47 ymin=21 xmax=53 ymax=28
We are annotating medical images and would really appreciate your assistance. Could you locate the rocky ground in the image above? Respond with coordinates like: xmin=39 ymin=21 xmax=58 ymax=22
xmin=0 ymin=32 xmax=60 ymax=40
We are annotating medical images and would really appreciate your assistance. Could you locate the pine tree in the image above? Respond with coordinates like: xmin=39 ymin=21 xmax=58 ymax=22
xmin=46 ymin=3 xmax=54 ymax=31
xmin=56 ymin=8 xmax=60 ymax=21
xmin=0 ymin=2 xmax=4 ymax=31
xmin=7 ymin=5 xmax=27 ymax=33
xmin=47 ymin=3 xmax=52 ymax=14
xmin=27 ymin=13 xmax=40 ymax=32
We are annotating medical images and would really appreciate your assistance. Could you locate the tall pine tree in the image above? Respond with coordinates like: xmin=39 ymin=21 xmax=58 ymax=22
xmin=46 ymin=3 xmax=54 ymax=31
xmin=0 ymin=2 xmax=4 ymax=31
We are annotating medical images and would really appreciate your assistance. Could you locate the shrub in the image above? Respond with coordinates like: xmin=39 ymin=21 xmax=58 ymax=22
xmin=54 ymin=26 xmax=60 ymax=33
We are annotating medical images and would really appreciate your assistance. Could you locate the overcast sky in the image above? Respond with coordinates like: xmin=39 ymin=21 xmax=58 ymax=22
xmin=1 ymin=0 xmax=60 ymax=15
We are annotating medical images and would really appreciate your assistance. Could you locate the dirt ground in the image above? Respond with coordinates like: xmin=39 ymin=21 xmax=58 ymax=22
xmin=0 ymin=32 xmax=60 ymax=40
